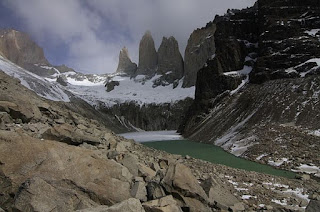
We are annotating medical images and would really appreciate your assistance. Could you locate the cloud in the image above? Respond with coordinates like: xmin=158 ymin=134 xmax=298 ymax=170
xmin=3 ymin=0 xmax=256 ymax=74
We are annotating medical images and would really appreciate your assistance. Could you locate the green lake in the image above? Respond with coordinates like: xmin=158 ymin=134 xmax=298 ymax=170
xmin=143 ymin=139 xmax=296 ymax=179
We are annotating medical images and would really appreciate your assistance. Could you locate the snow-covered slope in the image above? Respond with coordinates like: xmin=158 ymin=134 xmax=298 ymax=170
xmin=0 ymin=55 xmax=195 ymax=108
xmin=0 ymin=56 xmax=70 ymax=102
xmin=68 ymin=74 xmax=195 ymax=107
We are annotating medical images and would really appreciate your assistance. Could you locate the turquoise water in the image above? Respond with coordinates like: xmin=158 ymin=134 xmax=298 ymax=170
xmin=143 ymin=139 xmax=296 ymax=179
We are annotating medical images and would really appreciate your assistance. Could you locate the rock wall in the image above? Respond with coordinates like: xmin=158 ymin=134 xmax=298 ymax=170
xmin=157 ymin=36 xmax=184 ymax=85
xmin=182 ymin=23 xmax=216 ymax=88
xmin=250 ymin=0 xmax=320 ymax=83
xmin=102 ymin=98 xmax=193 ymax=131
xmin=179 ymin=0 xmax=320 ymax=176
xmin=136 ymin=31 xmax=158 ymax=76
xmin=116 ymin=47 xmax=137 ymax=75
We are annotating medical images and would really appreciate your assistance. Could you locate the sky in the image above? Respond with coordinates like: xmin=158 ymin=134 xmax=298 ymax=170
xmin=0 ymin=0 xmax=256 ymax=74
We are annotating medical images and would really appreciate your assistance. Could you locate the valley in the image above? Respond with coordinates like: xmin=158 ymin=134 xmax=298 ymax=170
xmin=0 ymin=0 xmax=320 ymax=211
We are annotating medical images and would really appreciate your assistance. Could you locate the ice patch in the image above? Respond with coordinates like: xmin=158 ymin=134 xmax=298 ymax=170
xmin=119 ymin=130 xmax=182 ymax=142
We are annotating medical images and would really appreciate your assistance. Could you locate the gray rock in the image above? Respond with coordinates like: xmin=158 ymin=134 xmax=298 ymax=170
xmin=131 ymin=181 xmax=148 ymax=202
xmin=118 ymin=154 xmax=139 ymax=176
xmin=106 ymin=81 xmax=120 ymax=92
xmin=183 ymin=24 xmax=216 ymax=87
xmin=230 ymin=202 xmax=245 ymax=211
xmin=116 ymin=47 xmax=137 ymax=75
xmin=142 ymin=195 xmax=182 ymax=212
xmin=136 ymin=31 xmax=158 ymax=76
xmin=56 ymin=75 xmax=68 ymax=86
xmin=306 ymin=200 xmax=320 ymax=212
xmin=146 ymin=182 xmax=166 ymax=200
xmin=161 ymin=163 xmax=208 ymax=202
xmin=77 ymin=198 xmax=145 ymax=212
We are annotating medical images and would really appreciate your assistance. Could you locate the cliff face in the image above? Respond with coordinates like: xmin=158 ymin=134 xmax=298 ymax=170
xmin=157 ymin=36 xmax=184 ymax=85
xmin=136 ymin=31 xmax=158 ymax=76
xmin=250 ymin=0 xmax=320 ymax=83
xmin=179 ymin=0 xmax=320 ymax=176
xmin=183 ymin=23 xmax=216 ymax=88
xmin=116 ymin=47 xmax=137 ymax=75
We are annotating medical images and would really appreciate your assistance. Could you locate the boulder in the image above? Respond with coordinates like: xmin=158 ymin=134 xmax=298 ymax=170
xmin=142 ymin=195 xmax=182 ymax=212
xmin=118 ymin=153 xmax=139 ymax=176
xmin=138 ymin=163 xmax=156 ymax=178
xmin=131 ymin=181 xmax=148 ymax=202
xmin=56 ymin=75 xmax=68 ymax=86
xmin=146 ymin=182 xmax=166 ymax=200
xmin=77 ymin=198 xmax=145 ymax=212
xmin=42 ymin=123 xmax=102 ymax=145
xmin=0 ymin=100 xmax=40 ymax=123
xmin=306 ymin=200 xmax=320 ymax=212
xmin=0 ymin=131 xmax=133 ymax=209
xmin=230 ymin=202 xmax=245 ymax=211
xmin=181 ymin=196 xmax=211 ymax=212
xmin=106 ymin=81 xmax=120 ymax=92
xmin=161 ymin=163 xmax=208 ymax=202
xmin=13 ymin=177 xmax=98 ymax=211
xmin=136 ymin=31 xmax=158 ymax=76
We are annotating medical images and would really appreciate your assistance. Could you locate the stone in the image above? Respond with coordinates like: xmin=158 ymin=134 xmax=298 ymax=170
xmin=77 ymin=198 xmax=145 ymax=212
xmin=230 ymin=202 xmax=245 ymax=211
xmin=203 ymin=178 xmax=239 ymax=209
xmin=182 ymin=196 xmax=211 ymax=212
xmin=116 ymin=47 xmax=137 ymax=75
xmin=161 ymin=163 xmax=208 ymax=202
xmin=265 ymin=205 xmax=273 ymax=210
xmin=136 ymin=31 xmax=158 ymax=76
xmin=0 ymin=131 xmax=133 ymax=208
xmin=13 ymin=177 xmax=98 ymax=211
xmin=106 ymin=81 xmax=120 ymax=92
xmin=302 ymin=174 xmax=311 ymax=181
xmin=131 ymin=181 xmax=148 ymax=202
xmin=0 ymin=208 xmax=4 ymax=212
xmin=138 ymin=163 xmax=156 ymax=178
xmin=142 ymin=195 xmax=182 ymax=212
xmin=146 ymin=182 xmax=166 ymax=200
xmin=306 ymin=200 xmax=320 ymax=212
xmin=56 ymin=75 xmax=68 ymax=86
xmin=118 ymin=154 xmax=139 ymax=176
xmin=42 ymin=123 xmax=101 ymax=146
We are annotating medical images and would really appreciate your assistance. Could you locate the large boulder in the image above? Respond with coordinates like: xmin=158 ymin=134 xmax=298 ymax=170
xmin=0 ymin=130 xmax=133 ymax=210
xmin=116 ymin=47 xmax=137 ymax=75
xmin=161 ymin=163 xmax=208 ymax=202
xmin=306 ymin=200 xmax=320 ymax=212
xmin=136 ymin=31 xmax=158 ymax=76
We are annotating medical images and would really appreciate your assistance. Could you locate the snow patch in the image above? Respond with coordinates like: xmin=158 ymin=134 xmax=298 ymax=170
xmin=268 ymin=158 xmax=289 ymax=167
xmin=305 ymin=29 xmax=320 ymax=36
xmin=292 ymin=164 xmax=320 ymax=177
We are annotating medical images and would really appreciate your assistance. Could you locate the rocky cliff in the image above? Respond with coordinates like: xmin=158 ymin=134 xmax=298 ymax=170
xmin=183 ymin=23 xmax=216 ymax=88
xmin=157 ymin=36 xmax=184 ymax=85
xmin=116 ymin=47 xmax=137 ymax=75
xmin=103 ymin=98 xmax=193 ymax=131
xmin=136 ymin=31 xmax=158 ymax=76
xmin=180 ymin=0 xmax=320 ymax=178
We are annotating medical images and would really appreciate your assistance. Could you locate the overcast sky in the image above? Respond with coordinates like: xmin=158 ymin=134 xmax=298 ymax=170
xmin=0 ymin=0 xmax=256 ymax=74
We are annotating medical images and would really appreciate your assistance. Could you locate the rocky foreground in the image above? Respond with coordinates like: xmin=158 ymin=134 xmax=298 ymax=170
xmin=1 ymin=71 xmax=320 ymax=212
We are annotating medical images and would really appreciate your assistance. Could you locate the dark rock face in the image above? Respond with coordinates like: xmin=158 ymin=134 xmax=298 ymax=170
xmin=250 ymin=0 xmax=320 ymax=83
xmin=103 ymin=98 xmax=193 ymax=131
xmin=157 ymin=36 xmax=184 ymax=84
xmin=106 ymin=81 xmax=120 ymax=92
xmin=136 ymin=31 xmax=158 ymax=76
xmin=179 ymin=5 xmax=259 ymax=133
xmin=183 ymin=23 xmax=216 ymax=88
xmin=116 ymin=47 xmax=137 ymax=75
